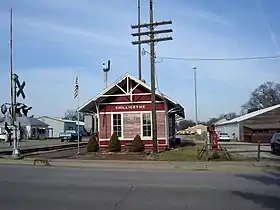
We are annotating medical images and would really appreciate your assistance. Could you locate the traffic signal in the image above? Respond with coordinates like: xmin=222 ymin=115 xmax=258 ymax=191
xmin=1 ymin=104 xmax=7 ymax=115
xmin=22 ymin=106 xmax=32 ymax=117
xmin=15 ymin=104 xmax=22 ymax=115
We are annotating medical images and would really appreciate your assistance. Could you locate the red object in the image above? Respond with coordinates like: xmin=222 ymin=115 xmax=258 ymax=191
xmin=207 ymin=125 xmax=219 ymax=150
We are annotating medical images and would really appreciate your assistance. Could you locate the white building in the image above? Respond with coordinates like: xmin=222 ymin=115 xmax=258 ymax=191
xmin=0 ymin=117 xmax=49 ymax=139
xmin=38 ymin=116 xmax=85 ymax=138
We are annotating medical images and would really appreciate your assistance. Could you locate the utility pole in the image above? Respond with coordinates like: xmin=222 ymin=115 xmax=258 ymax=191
xmin=131 ymin=0 xmax=173 ymax=153
xmin=10 ymin=8 xmax=18 ymax=157
xmin=10 ymin=8 xmax=13 ymax=126
xmin=137 ymin=0 xmax=142 ymax=80
xmin=193 ymin=67 xmax=198 ymax=125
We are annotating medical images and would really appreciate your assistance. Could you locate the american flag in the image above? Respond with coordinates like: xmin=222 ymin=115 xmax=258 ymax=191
xmin=74 ymin=76 xmax=79 ymax=99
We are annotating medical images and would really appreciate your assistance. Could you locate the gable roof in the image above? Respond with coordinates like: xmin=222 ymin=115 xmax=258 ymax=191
xmin=214 ymin=118 xmax=228 ymax=125
xmin=38 ymin=116 xmax=84 ymax=125
xmin=79 ymin=72 xmax=182 ymax=112
xmin=216 ymin=104 xmax=280 ymax=126
xmin=0 ymin=117 xmax=49 ymax=127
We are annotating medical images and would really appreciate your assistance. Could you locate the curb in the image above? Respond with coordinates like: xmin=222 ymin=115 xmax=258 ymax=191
xmin=0 ymin=158 xmax=279 ymax=172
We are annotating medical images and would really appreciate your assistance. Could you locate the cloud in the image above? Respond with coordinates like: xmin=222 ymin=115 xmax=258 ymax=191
xmin=191 ymin=10 xmax=233 ymax=28
xmin=0 ymin=66 xmax=105 ymax=118
xmin=0 ymin=0 xmax=279 ymax=121
xmin=256 ymin=0 xmax=280 ymax=53
xmin=20 ymin=17 xmax=131 ymax=49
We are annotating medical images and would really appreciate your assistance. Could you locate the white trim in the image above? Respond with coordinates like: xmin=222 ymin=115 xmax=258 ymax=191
xmin=131 ymin=83 xmax=140 ymax=93
xmin=111 ymin=113 xmax=124 ymax=138
xmin=99 ymin=144 xmax=167 ymax=148
xmin=99 ymin=110 xmax=165 ymax=114
xmin=100 ymin=93 xmax=152 ymax=97
xmin=126 ymin=76 xmax=129 ymax=93
xmin=140 ymin=112 xmax=152 ymax=139
xmin=95 ymin=102 xmax=100 ymax=134
xmin=99 ymin=137 xmax=166 ymax=141
xmin=116 ymin=84 xmax=127 ymax=94
xmin=99 ymin=101 xmax=164 ymax=105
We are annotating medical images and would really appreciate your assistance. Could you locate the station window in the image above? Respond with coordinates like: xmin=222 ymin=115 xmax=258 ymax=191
xmin=142 ymin=113 xmax=152 ymax=137
xmin=112 ymin=114 xmax=122 ymax=137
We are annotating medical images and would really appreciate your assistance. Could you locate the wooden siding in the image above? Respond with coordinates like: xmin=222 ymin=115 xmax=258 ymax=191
xmin=123 ymin=113 xmax=141 ymax=139
xmin=156 ymin=112 xmax=166 ymax=139
xmin=240 ymin=107 xmax=280 ymax=142
xmin=98 ymin=139 xmax=167 ymax=152
xmin=132 ymin=85 xmax=163 ymax=102
xmin=99 ymin=114 xmax=111 ymax=139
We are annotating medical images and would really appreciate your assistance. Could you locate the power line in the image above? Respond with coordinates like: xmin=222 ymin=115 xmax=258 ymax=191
xmin=157 ymin=55 xmax=280 ymax=62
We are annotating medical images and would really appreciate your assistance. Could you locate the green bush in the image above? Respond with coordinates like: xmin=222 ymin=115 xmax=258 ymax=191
xmin=129 ymin=134 xmax=145 ymax=152
xmin=87 ymin=135 xmax=99 ymax=152
xmin=108 ymin=132 xmax=121 ymax=152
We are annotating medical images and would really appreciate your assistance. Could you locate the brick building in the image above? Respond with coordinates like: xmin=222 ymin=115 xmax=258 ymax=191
xmin=79 ymin=73 xmax=185 ymax=151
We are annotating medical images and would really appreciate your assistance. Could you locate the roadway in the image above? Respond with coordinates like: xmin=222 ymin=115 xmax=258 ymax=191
xmin=0 ymin=164 xmax=279 ymax=210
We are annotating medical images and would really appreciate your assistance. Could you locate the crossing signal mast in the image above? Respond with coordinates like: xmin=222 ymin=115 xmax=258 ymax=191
xmin=0 ymin=9 xmax=32 ymax=158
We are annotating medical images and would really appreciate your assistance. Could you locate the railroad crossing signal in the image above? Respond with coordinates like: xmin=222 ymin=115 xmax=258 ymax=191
xmin=1 ymin=104 xmax=7 ymax=115
xmin=16 ymin=79 xmax=26 ymax=99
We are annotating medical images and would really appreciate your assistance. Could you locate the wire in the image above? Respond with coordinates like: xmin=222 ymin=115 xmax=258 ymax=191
xmin=157 ymin=55 xmax=280 ymax=62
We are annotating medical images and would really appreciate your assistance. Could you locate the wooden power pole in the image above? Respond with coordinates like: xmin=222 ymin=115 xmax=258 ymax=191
xmin=131 ymin=0 xmax=173 ymax=153
xmin=137 ymin=0 xmax=142 ymax=81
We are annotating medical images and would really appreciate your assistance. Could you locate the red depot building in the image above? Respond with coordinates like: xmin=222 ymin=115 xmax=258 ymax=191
xmin=79 ymin=73 xmax=185 ymax=151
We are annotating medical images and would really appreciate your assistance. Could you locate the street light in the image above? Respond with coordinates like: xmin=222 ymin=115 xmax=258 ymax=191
xmin=193 ymin=67 xmax=198 ymax=125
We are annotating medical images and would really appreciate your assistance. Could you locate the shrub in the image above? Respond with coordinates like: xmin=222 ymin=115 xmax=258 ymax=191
xmin=129 ymin=134 xmax=145 ymax=152
xmin=87 ymin=135 xmax=99 ymax=152
xmin=108 ymin=132 xmax=121 ymax=152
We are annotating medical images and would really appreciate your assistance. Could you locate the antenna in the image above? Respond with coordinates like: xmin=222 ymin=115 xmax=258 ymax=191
xmin=102 ymin=60 xmax=111 ymax=88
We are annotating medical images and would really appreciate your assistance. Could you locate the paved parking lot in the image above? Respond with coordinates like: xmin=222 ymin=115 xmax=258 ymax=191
xmin=179 ymin=135 xmax=280 ymax=160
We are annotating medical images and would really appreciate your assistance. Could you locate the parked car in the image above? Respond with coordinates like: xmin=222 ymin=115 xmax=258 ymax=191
xmin=59 ymin=130 xmax=82 ymax=142
xmin=270 ymin=132 xmax=280 ymax=154
xmin=0 ymin=132 xmax=6 ymax=141
xmin=218 ymin=132 xmax=231 ymax=141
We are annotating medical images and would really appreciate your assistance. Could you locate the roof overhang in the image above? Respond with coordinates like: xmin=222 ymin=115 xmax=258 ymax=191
xmin=79 ymin=72 xmax=184 ymax=116
xmin=245 ymin=124 xmax=280 ymax=130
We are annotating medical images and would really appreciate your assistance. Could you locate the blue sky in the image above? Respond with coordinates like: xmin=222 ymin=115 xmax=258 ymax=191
xmin=0 ymin=0 xmax=279 ymax=121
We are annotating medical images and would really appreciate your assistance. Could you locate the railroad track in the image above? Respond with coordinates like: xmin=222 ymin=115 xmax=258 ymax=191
xmin=0 ymin=142 xmax=88 ymax=157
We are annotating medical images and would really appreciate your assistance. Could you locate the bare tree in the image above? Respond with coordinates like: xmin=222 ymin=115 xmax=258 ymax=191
xmin=206 ymin=117 xmax=221 ymax=126
xmin=177 ymin=119 xmax=196 ymax=130
xmin=242 ymin=81 xmax=280 ymax=114
xmin=223 ymin=112 xmax=238 ymax=120
xmin=63 ymin=109 xmax=84 ymax=121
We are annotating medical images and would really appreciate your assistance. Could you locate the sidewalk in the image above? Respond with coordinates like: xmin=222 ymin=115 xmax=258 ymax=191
xmin=0 ymin=157 xmax=279 ymax=172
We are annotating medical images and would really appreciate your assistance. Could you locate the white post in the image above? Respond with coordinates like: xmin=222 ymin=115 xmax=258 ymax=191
xmin=77 ymin=92 xmax=80 ymax=155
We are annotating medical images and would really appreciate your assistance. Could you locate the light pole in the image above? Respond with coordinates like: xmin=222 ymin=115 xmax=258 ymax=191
xmin=193 ymin=67 xmax=198 ymax=125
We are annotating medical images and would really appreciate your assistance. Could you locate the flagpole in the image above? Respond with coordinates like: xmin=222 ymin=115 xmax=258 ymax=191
xmin=77 ymin=76 xmax=80 ymax=155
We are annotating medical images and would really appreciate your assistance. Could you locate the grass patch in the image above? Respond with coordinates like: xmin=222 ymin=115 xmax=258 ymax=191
xmin=158 ymin=144 xmax=235 ymax=162
xmin=158 ymin=144 xmax=203 ymax=161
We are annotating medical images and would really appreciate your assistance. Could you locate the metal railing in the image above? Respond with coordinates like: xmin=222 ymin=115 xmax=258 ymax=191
xmin=197 ymin=141 xmax=272 ymax=162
